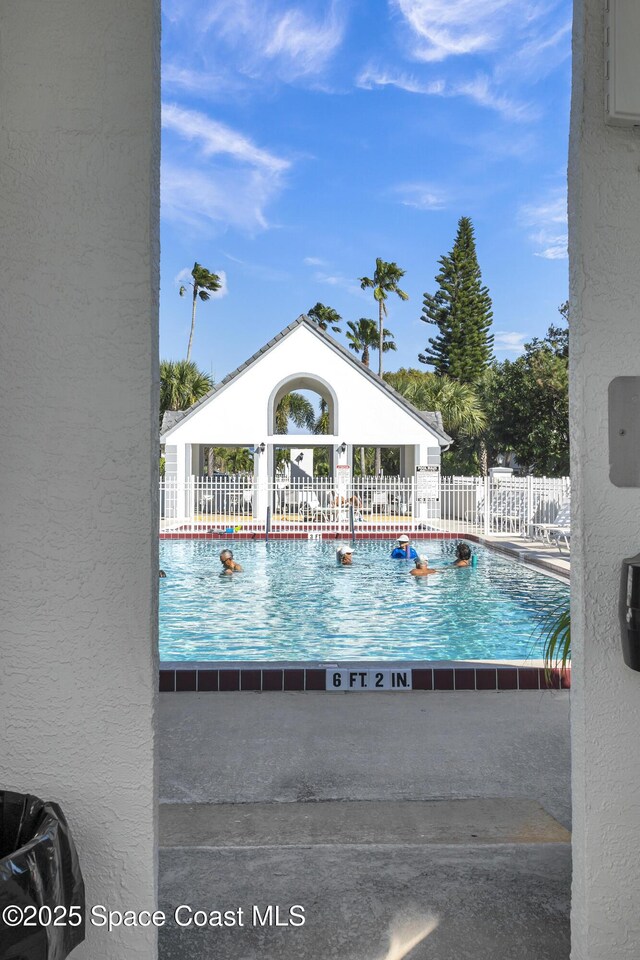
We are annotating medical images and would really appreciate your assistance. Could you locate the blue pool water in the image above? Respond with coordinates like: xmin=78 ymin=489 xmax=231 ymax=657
xmin=159 ymin=539 xmax=569 ymax=662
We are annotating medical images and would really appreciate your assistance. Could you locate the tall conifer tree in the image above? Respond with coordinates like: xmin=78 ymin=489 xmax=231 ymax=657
xmin=419 ymin=217 xmax=494 ymax=383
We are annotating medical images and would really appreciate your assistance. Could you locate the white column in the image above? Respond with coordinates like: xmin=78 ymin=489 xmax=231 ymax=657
xmin=0 ymin=3 xmax=159 ymax=959
xmin=414 ymin=443 xmax=437 ymax=523
xmin=172 ymin=442 xmax=192 ymax=520
xmin=570 ymin=2 xmax=640 ymax=957
xmin=253 ymin=444 xmax=271 ymax=522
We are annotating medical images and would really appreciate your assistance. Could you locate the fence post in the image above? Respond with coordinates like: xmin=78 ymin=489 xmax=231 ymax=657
xmin=483 ymin=474 xmax=490 ymax=537
xmin=526 ymin=474 xmax=534 ymax=539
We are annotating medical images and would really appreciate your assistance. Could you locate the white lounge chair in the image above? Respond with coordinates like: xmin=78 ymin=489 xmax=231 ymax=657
xmin=532 ymin=501 xmax=571 ymax=544
xmin=551 ymin=523 xmax=571 ymax=553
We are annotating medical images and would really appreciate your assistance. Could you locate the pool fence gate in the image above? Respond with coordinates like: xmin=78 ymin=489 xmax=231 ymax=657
xmin=159 ymin=474 xmax=571 ymax=540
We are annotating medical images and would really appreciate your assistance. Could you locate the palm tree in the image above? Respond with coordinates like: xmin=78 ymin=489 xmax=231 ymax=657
xmin=307 ymin=303 xmax=342 ymax=334
xmin=314 ymin=399 xmax=330 ymax=435
xmin=179 ymin=261 xmax=222 ymax=362
xmin=346 ymin=318 xmax=396 ymax=368
xmin=225 ymin=448 xmax=254 ymax=473
xmin=160 ymin=359 xmax=213 ymax=423
xmin=384 ymin=369 xmax=487 ymax=438
xmin=359 ymin=259 xmax=408 ymax=377
xmin=346 ymin=318 xmax=396 ymax=475
xmin=359 ymin=260 xmax=408 ymax=475
xmin=275 ymin=392 xmax=316 ymax=434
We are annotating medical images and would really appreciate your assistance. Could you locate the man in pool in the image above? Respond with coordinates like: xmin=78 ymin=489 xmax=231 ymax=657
xmin=220 ymin=549 xmax=243 ymax=574
xmin=410 ymin=555 xmax=438 ymax=577
xmin=452 ymin=542 xmax=472 ymax=567
xmin=391 ymin=534 xmax=418 ymax=560
xmin=336 ymin=544 xmax=353 ymax=565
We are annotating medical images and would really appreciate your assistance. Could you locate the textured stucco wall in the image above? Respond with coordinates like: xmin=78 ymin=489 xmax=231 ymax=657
xmin=0 ymin=3 xmax=160 ymax=959
xmin=569 ymin=1 xmax=640 ymax=957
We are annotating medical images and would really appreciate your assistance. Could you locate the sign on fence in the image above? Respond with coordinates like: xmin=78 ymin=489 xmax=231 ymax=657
xmin=335 ymin=463 xmax=351 ymax=499
xmin=415 ymin=465 xmax=440 ymax=502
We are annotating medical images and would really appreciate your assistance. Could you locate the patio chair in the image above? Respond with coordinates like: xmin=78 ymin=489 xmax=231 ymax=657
xmin=228 ymin=488 xmax=253 ymax=515
xmin=531 ymin=501 xmax=571 ymax=543
xmin=299 ymin=490 xmax=330 ymax=521
xmin=490 ymin=489 xmax=527 ymax=533
xmin=551 ymin=525 xmax=571 ymax=552
xmin=370 ymin=491 xmax=389 ymax=514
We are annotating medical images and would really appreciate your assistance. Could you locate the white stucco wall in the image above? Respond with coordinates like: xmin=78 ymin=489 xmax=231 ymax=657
xmin=163 ymin=324 xmax=443 ymax=448
xmin=0 ymin=3 xmax=159 ymax=959
xmin=570 ymin=2 xmax=640 ymax=957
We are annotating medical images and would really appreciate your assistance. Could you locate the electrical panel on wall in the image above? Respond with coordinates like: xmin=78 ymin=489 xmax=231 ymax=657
xmin=605 ymin=0 xmax=640 ymax=126
xmin=609 ymin=378 xmax=640 ymax=486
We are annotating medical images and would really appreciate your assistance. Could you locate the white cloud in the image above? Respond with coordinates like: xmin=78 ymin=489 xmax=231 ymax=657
xmin=162 ymin=163 xmax=284 ymax=233
xmin=392 ymin=0 xmax=513 ymax=63
xmin=303 ymin=256 xmax=327 ymax=266
xmin=394 ymin=182 xmax=448 ymax=210
xmin=356 ymin=65 xmax=533 ymax=122
xmin=383 ymin=0 xmax=569 ymax=126
xmin=531 ymin=232 xmax=568 ymax=260
xmin=455 ymin=74 xmax=536 ymax=123
xmin=162 ymin=103 xmax=290 ymax=174
xmin=174 ymin=267 xmax=229 ymax=299
xmin=493 ymin=331 xmax=529 ymax=353
xmin=162 ymin=63 xmax=243 ymax=100
xmin=202 ymin=0 xmax=345 ymax=83
xmin=161 ymin=103 xmax=291 ymax=233
xmin=356 ymin=66 xmax=444 ymax=96
xmin=264 ymin=5 xmax=344 ymax=77
xmin=520 ymin=189 xmax=568 ymax=260
xmin=498 ymin=20 xmax=572 ymax=83
xmin=313 ymin=271 xmax=368 ymax=298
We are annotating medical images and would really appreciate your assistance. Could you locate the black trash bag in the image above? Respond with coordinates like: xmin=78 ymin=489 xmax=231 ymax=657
xmin=0 ymin=791 xmax=85 ymax=960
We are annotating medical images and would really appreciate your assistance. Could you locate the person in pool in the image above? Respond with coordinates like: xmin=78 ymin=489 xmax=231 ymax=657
xmin=220 ymin=549 xmax=243 ymax=574
xmin=410 ymin=555 xmax=438 ymax=577
xmin=452 ymin=542 xmax=472 ymax=567
xmin=336 ymin=545 xmax=353 ymax=565
xmin=390 ymin=534 xmax=418 ymax=560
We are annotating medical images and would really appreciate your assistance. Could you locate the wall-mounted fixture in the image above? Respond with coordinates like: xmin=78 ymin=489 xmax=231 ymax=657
xmin=256 ymin=442 xmax=266 ymax=454
xmin=605 ymin=0 xmax=640 ymax=126
xmin=338 ymin=442 xmax=347 ymax=454
xmin=621 ymin=553 xmax=640 ymax=671
xmin=294 ymin=452 xmax=304 ymax=464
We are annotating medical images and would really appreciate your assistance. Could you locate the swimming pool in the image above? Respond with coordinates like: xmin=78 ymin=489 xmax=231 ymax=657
xmin=159 ymin=539 xmax=569 ymax=662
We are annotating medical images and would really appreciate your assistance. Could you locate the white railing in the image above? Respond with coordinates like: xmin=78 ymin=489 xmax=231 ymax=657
xmin=160 ymin=474 xmax=570 ymax=539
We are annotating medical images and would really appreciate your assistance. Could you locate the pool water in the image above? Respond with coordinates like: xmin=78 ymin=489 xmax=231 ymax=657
xmin=159 ymin=539 xmax=569 ymax=662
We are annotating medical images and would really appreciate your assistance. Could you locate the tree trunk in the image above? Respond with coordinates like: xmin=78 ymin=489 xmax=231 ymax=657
xmin=186 ymin=287 xmax=197 ymax=362
xmin=376 ymin=301 xmax=383 ymax=474
xmin=378 ymin=299 xmax=384 ymax=377
xmin=479 ymin=440 xmax=488 ymax=477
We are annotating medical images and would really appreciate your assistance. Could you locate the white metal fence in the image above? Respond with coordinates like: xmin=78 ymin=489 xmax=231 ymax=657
xmin=160 ymin=474 xmax=570 ymax=539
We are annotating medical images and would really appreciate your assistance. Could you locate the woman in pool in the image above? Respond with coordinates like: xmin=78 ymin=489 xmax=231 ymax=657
xmin=452 ymin=542 xmax=472 ymax=567
xmin=390 ymin=534 xmax=418 ymax=560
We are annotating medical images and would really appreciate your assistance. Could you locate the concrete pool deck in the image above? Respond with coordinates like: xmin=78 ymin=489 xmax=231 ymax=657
xmin=478 ymin=533 xmax=570 ymax=581
xmin=159 ymin=691 xmax=571 ymax=959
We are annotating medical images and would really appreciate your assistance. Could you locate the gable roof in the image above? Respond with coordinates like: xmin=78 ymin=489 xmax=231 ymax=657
xmin=160 ymin=315 xmax=451 ymax=444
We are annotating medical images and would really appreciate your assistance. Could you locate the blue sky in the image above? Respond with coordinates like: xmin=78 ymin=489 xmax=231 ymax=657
xmin=160 ymin=0 xmax=571 ymax=382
